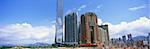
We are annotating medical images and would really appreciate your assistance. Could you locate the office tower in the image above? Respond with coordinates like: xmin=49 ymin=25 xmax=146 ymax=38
xmin=111 ymin=39 xmax=114 ymax=45
xmin=122 ymin=35 xmax=126 ymax=43
xmin=148 ymin=33 xmax=150 ymax=49
xmin=100 ymin=25 xmax=109 ymax=41
xmin=78 ymin=23 xmax=81 ymax=44
xmin=64 ymin=12 xmax=78 ymax=44
xmin=127 ymin=34 xmax=134 ymax=47
xmin=148 ymin=33 xmax=150 ymax=42
xmin=98 ymin=26 xmax=107 ymax=43
xmin=127 ymin=34 xmax=133 ymax=42
xmin=99 ymin=25 xmax=109 ymax=45
xmin=80 ymin=12 xmax=99 ymax=44
xmin=55 ymin=0 xmax=63 ymax=44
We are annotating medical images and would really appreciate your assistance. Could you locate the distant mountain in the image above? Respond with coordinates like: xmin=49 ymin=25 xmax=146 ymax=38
xmin=0 ymin=42 xmax=51 ymax=46
xmin=0 ymin=44 xmax=16 ymax=46
xmin=28 ymin=42 xmax=51 ymax=46
xmin=133 ymin=36 xmax=147 ymax=41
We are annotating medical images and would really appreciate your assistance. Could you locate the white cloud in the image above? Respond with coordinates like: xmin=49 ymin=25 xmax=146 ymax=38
xmin=98 ymin=18 xmax=103 ymax=25
xmin=65 ymin=5 xmax=87 ymax=16
xmin=77 ymin=5 xmax=87 ymax=11
xmin=98 ymin=17 xmax=150 ymax=38
xmin=1 ymin=17 xmax=149 ymax=45
xmin=80 ymin=5 xmax=86 ymax=9
xmin=65 ymin=8 xmax=76 ymax=15
xmin=90 ymin=4 xmax=103 ymax=14
xmin=0 ymin=23 xmax=55 ymax=44
xmin=96 ymin=5 xmax=103 ymax=9
xmin=66 ymin=5 xmax=86 ymax=15
xmin=129 ymin=5 xmax=146 ymax=11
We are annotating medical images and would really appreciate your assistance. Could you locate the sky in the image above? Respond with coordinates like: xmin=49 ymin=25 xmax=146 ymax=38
xmin=0 ymin=0 xmax=150 ymax=45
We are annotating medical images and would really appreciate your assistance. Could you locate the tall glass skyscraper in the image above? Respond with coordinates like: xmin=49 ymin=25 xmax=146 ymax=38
xmin=55 ymin=0 xmax=63 ymax=44
xmin=64 ymin=12 xmax=78 ymax=44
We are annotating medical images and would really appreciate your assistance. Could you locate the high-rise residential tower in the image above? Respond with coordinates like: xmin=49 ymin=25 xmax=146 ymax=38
xmin=80 ymin=12 xmax=99 ymax=44
xmin=64 ymin=12 xmax=78 ymax=44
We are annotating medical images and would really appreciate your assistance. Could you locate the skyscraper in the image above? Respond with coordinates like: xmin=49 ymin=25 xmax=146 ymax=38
xmin=148 ymin=33 xmax=150 ymax=49
xmin=98 ymin=25 xmax=109 ymax=45
xmin=80 ymin=12 xmax=99 ymax=44
xmin=98 ymin=26 xmax=106 ymax=43
xmin=127 ymin=34 xmax=132 ymax=40
xmin=55 ymin=0 xmax=63 ymax=44
xmin=64 ymin=12 xmax=78 ymax=44
xmin=127 ymin=34 xmax=134 ymax=47
xmin=122 ymin=35 xmax=126 ymax=43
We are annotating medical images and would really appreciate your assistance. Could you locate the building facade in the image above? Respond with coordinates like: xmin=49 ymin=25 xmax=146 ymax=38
xmin=127 ymin=34 xmax=134 ymax=47
xmin=80 ymin=12 xmax=99 ymax=44
xmin=98 ymin=27 xmax=107 ymax=43
xmin=64 ymin=12 xmax=78 ymax=44
xmin=55 ymin=0 xmax=63 ymax=44
xmin=98 ymin=25 xmax=109 ymax=45
xmin=148 ymin=33 xmax=150 ymax=49
xmin=122 ymin=35 xmax=126 ymax=43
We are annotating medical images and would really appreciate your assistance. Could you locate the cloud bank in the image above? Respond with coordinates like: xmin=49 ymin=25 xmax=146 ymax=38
xmin=98 ymin=17 xmax=150 ymax=38
xmin=0 ymin=17 xmax=150 ymax=45
xmin=0 ymin=23 xmax=55 ymax=45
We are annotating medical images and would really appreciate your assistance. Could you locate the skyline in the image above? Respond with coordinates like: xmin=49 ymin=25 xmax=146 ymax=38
xmin=0 ymin=0 xmax=150 ymax=45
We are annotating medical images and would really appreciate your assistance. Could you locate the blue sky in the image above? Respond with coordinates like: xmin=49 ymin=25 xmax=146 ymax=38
xmin=0 ymin=0 xmax=55 ymax=26
xmin=0 ymin=0 xmax=149 ymax=26
xmin=0 ymin=0 xmax=150 ymax=45
xmin=64 ymin=0 xmax=149 ymax=24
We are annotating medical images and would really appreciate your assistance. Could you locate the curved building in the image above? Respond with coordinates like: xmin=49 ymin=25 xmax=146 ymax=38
xmin=80 ymin=12 xmax=99 ymax=44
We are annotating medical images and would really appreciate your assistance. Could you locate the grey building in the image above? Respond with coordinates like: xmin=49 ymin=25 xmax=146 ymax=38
xmin=127 ymin=34 xmax=134 ymax=47
xmin=98 ymin=26 xmax=107 ymax=43
xmin=122 ymin=35 xmax=126 ymax=43
xmin=148 ymin=33 xmax=150 ymax=49
xmin=64 ymin=12 xmax=78 ymax=44
xmin=98 ymin=25 xmax=109 ymax=46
